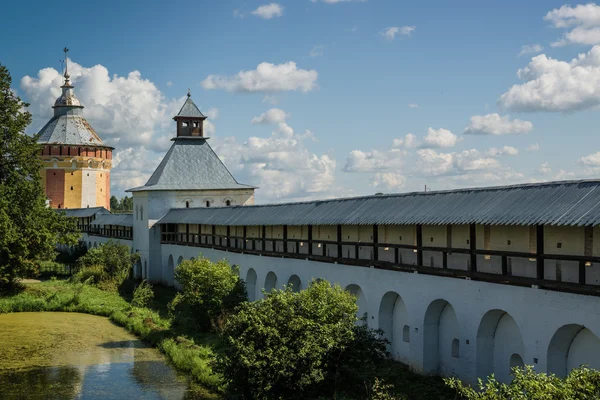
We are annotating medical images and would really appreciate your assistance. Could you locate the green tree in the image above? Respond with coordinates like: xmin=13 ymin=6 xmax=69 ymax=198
xmin=75 ymin=240 xmax=139 ymax=290
xmin=445 ymin=365 xmax=600 ymax=400
xmin=217 ymin=280 xmax=359 ymax=399
xmin=110 ymin=196 xmax=119 ymax=211
xmin=169 ymin=256 xmax=246 ymax=332
xmin=121 ymin=196 xmax=133 ymax=211
xmin=0 ymin=64 xmax=79 ymax=291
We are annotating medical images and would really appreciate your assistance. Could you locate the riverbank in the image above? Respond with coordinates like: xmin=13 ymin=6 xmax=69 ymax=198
xmin=0 ymin=280 xmax=223 ymax=399
xmin=0 ymin=280 xmax=454 ymax=400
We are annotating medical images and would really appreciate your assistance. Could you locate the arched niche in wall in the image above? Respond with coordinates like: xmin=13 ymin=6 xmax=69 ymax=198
xmin=423 ymin=299 xmax=460 ymax=377
xmin=245 ymin=268 xmax=258 ymax=302
xmin=345 ymin=284 xmax=368 ymax=325
xmin=378 ymin=291 xmax=409 ymax=361
xmin=287 ymin=274 xmax=302 ymax=292
xmin=476 ymin=310 xmax=525 ymax=384
xmin=264 ymin=271 xmax=278 ymax=295
xmin=548 ymin=324 xmax=600 ymax=377
xmin=166 ymin=254 xmax=174 ymax=287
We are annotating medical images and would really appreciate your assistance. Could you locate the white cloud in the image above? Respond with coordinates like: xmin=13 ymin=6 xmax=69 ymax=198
xmin=251 ymin=3 xmax=283 ymax=19
xmin=201 ymin=62 xmax=318 ymax=93
xmin=251 ymin=108 xmax=288 ymax=124
xmin=538 ymin=162 xmax=552 ymax=174
xmin=486 ymin=146 xmax=519 ymax=157
xmin=408 ymin=103 xmax=419 ymax=108
xmin=416 ymin=149 xmax=499 ymax=177
xmin=526 ymin=143 xmax=540 ymax=152
xmin=464 ymin=113 xmax=533 ymax=135
xmin=343 ymin=149 xmax=404 ymax=173
xmin=309 ymin=45 xmax=324 ymax=57
xmin=421 ymin=127 xmax=458 ymax=148
xmin=544 ymin=3 xmax=600 ymax=46
xmin=371 ymin=172 xmax=406 ymax=191
xmin=392 ymin=133 xmax=417 ymax=149
xmin=499 ymin=46 xmax=600 ymax=112
xmin=382 ymin=26 xmax=415 ymax=40
xmin=579 ymin=151 xmax=600 ymax=166
xmin=519 ymin=44 xmax=544 ymax=56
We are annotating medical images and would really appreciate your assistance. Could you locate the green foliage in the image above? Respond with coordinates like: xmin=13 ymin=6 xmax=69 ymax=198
xmin=170 ymin=256 xmax=246 ymax=332
xmin=74 ymin=240 xmax=139 ymax=290
xmin=110 ymin=195 xmax=133 ymax=213
xmin=218 ymin=280 xmax=361 ymax=399
xmin=131 ymin=280 xmax=154 ymax=309
xmin=445 ymin=365 xmax=600 ymax=400
xmin=369 ymin=378 xmax=406 ymax=400
xmin=0 ymin=64 xmax=79 ymax=291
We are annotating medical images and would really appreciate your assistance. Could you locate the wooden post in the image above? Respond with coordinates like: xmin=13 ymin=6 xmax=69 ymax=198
xmin=211 ymin=224 xmax=216 ymax=246
xmin=337 ymin=225 xmax=343 ymax=258
xmin=226 ymin=226 xmax=231 ymax=248
xmin=444 ymin=225 xmax=451 ymax=269
xmin=469 ymin=223 xmax=477 ymax=273
xmin=186 ymin=224 xmax=189 ymax=244
xmin=308 ymin=225 xmax=313 ymax=256
xmin=262 ymin=225 xmax=266 ymax=252
xmin=243 ymin=225 xmax=247 ymax=250
xmin=416 ymin=224 xmax=423 ymax=267
xmin=536 ymin=225 xmax=544 ymax=280
xmin=373 ymin=224 xmax=379 ymax=262
xmin=501 ymin=255 xmax=508 ymax=276
xmin=582 ymin=226 xmax=593 ymax=284
xmin=283 ymin=225 xmax=288 ymax=253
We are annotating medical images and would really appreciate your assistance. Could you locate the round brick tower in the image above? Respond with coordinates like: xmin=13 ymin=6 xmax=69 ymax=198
xmin=37 ymin=61 xmax=113 ymax=210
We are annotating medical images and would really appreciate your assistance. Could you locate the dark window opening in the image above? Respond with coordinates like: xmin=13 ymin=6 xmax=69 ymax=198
xmin=206 ymin=201 xmax=210 ymax=207
xmin=186 ymin=201 xmax=190 ymax=208
xmin=57 ymin=204 xmax=61 ymax=209
xmin=226 ymin=200 xmax=231 ymax=206
xmin=70 ymin=186 xmax=73 ymax=190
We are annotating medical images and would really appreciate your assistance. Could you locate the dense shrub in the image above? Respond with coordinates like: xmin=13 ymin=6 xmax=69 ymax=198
xmin=218 ymin=280 xmax=390 ymax=399
xmin=445 ymin=365 xmax=600 ymax=400
xmin=73 ymin=240 xmax=139 ymax=290
xmin=131 ymin=280 xmax=154 ymax=309
xmin=169 ymin=256 xmax=247 ymax=332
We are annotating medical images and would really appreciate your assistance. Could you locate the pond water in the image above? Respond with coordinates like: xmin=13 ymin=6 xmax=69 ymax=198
xmin=0 ymin=312 xmax=212 ymax=399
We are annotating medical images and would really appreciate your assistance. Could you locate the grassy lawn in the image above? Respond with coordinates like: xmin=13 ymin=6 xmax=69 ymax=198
xmin=0 ymin=280 xmax=223 ymax=399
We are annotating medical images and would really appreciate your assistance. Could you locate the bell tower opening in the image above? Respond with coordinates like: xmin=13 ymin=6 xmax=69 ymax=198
xmin=173 ymin=89 xmax=208 ymax=138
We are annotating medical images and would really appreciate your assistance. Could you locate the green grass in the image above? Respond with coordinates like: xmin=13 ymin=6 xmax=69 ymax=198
xmin=0 ymin=280 xmax=222 ymax=398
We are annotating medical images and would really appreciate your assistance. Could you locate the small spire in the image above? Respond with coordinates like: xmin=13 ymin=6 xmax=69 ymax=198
xmin=63 ymin=47 xmax=71 ymax=86
xmin=187 ymin=88 xmax=191 ymax=98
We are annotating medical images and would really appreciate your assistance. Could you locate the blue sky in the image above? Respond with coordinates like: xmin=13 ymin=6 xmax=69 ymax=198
xmin=4 ymin=0 xmax=600 ymax=202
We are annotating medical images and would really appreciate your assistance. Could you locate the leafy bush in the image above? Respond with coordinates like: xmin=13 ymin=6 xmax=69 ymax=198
xmin=169 ymin=256 xmax=247 ymax=332
xmin=218 ymin=279 xmax=370 ymax=399
xmin=131 ymin=280 xmax=154 ymax=309
xmin=73 ymin=240 xmax=139 ymax=291
xmin=445 ymin=365 xmax=600 ymax=400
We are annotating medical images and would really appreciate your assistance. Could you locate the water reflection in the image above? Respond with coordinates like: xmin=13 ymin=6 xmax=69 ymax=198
xmin=0 ymin=312 xmax=212 ymax=399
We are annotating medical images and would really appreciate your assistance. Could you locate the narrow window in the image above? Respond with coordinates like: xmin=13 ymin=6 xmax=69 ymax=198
xmin=451 ymin=339 xmax=460 ymax=358
xmin=402 ymin=325 xmax=410 ymax=343
xmin=186 ymin=201 xmax=190 ymax=208
xmin=57 ymin=204 xmax=61 ymax=209
xmin=206 ymin=201 xmax=210 ymax=207
xmin=71 ymin=172 xmax=73 ymax=176
xmin=70 ymin=186 xmax=73 ymax=190
xmin=140 ymin=206 xmax=144 ymax=220
xmin=226 ymin=200 xmax=231 ymax=206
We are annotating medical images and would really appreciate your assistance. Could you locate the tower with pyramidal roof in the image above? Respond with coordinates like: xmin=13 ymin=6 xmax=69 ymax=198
xmin=37 ymin=49 xmax=113 ymax=210
xmin=127 ymin=91 xmax=255 ymax=281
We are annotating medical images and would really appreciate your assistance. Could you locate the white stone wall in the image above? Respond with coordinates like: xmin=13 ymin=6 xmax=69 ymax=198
xmin=81 ymin=169 xmax=97 ymax=208
xmin=159 ymin=243 xmax=600 ymax=385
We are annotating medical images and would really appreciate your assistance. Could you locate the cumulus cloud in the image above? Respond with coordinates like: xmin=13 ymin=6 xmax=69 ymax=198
xmin=381 ymin=26 xmax=415 ymax=40
xmin=371 ymin=172 xmax=406 ymax=191
xmin=343 ymin=149 xmax=404 ymax=172
xmin=464 ymin=113 xmax=533 ymax=135
xmin=416 ymin=149 xmax=499 ymax=177
xmin=579 ymin=151 xmax=600 ymax=166
xmin=544 ymin=3 xmax=600 ymax=46
xmin=251 ymin=3 xmax=283 ymax=19
xmin=486 ymin=146 xmax=519 ymax=157
xmin=538 ymin=162 xmax=552 ymax=174
xmin=499 ymin=45 xmax=600 ymax=112
xmin=251 ymin=108 xmax=288 ymax=124
xmin=519 ymin=44 xmax=544 ymax=56
xmin=392 ymin=133 xmax=417 ymax=149
xmin=421 ymin=127 xmax=458 ymax=148
xmin=201 ymin=62 xmax=318 ymax=93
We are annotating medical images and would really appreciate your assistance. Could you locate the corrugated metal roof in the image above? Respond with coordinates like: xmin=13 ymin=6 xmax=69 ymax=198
xmin=175 ymin=96 xmax=205 ymax=118
xmin=127 ymin=138 xmax=255 ymax=192
xmin=156 ymin=180 xmax=600 ymax=227
xmin=60 ymin=207 xmax=110 ymax=218
xmin=92 ymin=213 xmax=133 ymax=227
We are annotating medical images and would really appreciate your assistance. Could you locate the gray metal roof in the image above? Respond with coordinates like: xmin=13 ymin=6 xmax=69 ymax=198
xmin=91 ymin=213 xmax=133 ymax=227
xmin=127 ymin=138 xmax=255 ymax=192
xmin=60 ymin=207 xmax=110 ymax=218
xmin=157 ymin=180 xmax=600 ymax=227
xmin=175 ymin=96 xmax=205 ymax=118
xmin=37 ymin=109 xmax=106 ymax=146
